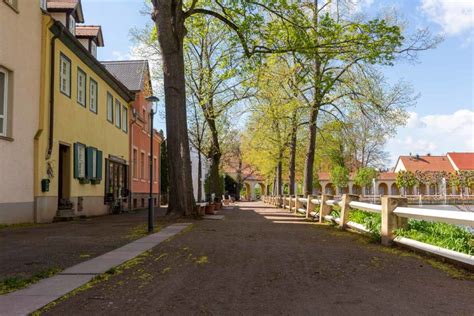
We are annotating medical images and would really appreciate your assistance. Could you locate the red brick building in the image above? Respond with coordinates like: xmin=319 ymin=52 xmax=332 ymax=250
xmin=102 ymin=60 xmax=162 ymax=209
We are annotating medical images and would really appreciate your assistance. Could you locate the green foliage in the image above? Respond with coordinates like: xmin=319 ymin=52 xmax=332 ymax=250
xmin=354 ymin=167 xmax=378 ymax=188
xmin=397 ymin=220 xmax=474 ymax=255
xmin=349 ymin=210 xmax=382 ymax=241
xmin=330 ymin=165 xmax=349 ymax=189
xmin=396 ymin=171 xmax=418 ymax=190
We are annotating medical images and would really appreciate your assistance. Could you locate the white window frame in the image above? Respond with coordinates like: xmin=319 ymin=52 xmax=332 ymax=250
xmin=90 ymin=40 xmax=97 ymax=58
xmin=115 ymin=99 xmax=121 ymax=129
xmin=0 ymin=67 xmax=8 ymax=137
xmin=59 ymin=54 xmax=71 ymax=97
xmin=106 ymin=92 xmax=113 ymax=123
xmin=77 ymin=143 xmax=86 ymax=179
xmin=77 ymin=67 xmax=86 ymax=107
xmin=122 ymin=105 xmax=128 ymax=133
xmin=89 ymin=78 xmax=98 ymax=113
xmin=69 ymin=15 xmax=76 ymax=35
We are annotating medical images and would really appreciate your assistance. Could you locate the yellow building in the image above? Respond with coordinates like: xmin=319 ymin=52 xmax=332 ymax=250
xmin=34 ymin=2 xmax=134 ymax=222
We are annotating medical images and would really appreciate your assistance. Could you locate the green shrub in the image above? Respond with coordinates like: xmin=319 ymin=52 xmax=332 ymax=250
xmin=397 ymin=220 xmax=474 ymax=255
xmin=349 ymin=210 xmax=381 ymax=241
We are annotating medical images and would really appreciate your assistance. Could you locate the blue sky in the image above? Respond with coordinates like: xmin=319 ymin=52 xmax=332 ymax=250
xmin=82 ymin=0 xmax=473 ymax=168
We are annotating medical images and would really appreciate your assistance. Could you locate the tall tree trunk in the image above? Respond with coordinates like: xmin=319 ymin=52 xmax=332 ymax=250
xmin=197 ymin=150 xmax=202 ymax=202
xmin=207 ymin=118 xmax=222 ymax=198
xmin=153 ymin=1 xmax=195 ymax=215
xmin=303 ymin=106 xmax=319 ymax=195
xmin=288 ymin=115 xmax=298 ymax=195
xmin=276 ymin=152 xmax=283 ymax=196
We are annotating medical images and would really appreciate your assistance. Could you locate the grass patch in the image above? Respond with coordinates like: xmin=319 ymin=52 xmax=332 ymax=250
xmin=0 ymin=222 xmax=41 ymax=230
xmin=349 ymin=210 xmax=382 ymax=241
xmin=396 ymin=220 xmax=474 ymax=255
xmin=0 ymin=267 xmax=62 ymax=295
xmin=124 ymin=223 xmax=163 ymax=240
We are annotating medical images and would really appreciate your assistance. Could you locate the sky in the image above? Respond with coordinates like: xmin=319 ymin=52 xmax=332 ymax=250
xmin=82 ymin=0 xmax=474 ymax=168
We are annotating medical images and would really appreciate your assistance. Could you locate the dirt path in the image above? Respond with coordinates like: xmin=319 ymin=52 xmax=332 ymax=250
xmin=43 ymin=202 xmax=474 ymax=315
xmin=0 ymin=207 xmax=172 ymax=281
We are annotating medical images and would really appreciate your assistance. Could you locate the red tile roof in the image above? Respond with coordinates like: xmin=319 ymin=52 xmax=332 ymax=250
xmin=47 ymin=0 xmax=78 ymax=9
xmin=399 ymin=155 xmax=454 ymax=173
xmin=447 ymin=152 xmax=474 ymax=170
xmin=76 ymin=25 xmax=104 ymax=46
xmin=378 ymin=172 xmax=396 ymax=180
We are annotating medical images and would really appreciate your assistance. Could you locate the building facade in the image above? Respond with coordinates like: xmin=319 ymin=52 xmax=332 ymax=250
xmin=34 ymin=2 xmax=134 ymax=222
xmin=0 ymin=0 xmax=43 ymax=224
xmin=102 ymin=60 xmax=162 ymax=210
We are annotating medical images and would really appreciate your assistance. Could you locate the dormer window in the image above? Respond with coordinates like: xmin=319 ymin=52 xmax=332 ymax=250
xmin=68 ymin=15 xmax=76 ymax=35
xmin=90 ymin=40 xmax=97 ymax=58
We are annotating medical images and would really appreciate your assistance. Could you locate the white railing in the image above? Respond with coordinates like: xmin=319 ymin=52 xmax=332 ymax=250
xmin=262 ymin=194 xmax=474 ymax=268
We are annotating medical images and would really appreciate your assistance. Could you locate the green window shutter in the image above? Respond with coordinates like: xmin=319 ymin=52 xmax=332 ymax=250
xmin=86 ymin=147 xmax=94 ymax=180
xmin=73 ymin=143 xmax=79 ymax=178
xmin=96 ymin=150 xmax=103 ymax=180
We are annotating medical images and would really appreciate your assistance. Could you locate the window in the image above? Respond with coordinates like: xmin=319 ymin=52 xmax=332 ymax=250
xmin=122 ymin=105 xmax=128 ymax=133
xmin=74 ymin=143 xmax=86 ymax=179
xmin=68 ymin=15 xmax=76 ymax=35
xmin=154 ymin=157 xmax=158 ymax=182
xmin=89 ymin=79 xmax=98 ymax=113
xmin=77 ymin=68 xmax=86 ymax=107
xmin=0 ymin=68 xmax=8 ymax=137
xmin=90 ymin=40 xmax=97 ymax=58
xmin=140 ymin=152 xmax=145 ymax=179
xmin=115 ymin=99 xmax=121 ymax=128
xmin=59 ymin=54 xmax=71 ymax=97
xmin=133 ymin=148 xmax=138 ymax=178
xmin=106 ymin=92 xmax=113 ymax=123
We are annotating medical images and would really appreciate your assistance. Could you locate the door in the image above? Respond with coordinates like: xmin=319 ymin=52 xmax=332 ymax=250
xmin=58 ymin=144 xmax=71 ymax=208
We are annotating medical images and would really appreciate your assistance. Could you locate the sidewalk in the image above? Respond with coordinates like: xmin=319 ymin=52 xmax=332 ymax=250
xmin=0 ymin=207 xmax=175 ymax=285
xmin=0 ymin=223 xmax=191 ymax=315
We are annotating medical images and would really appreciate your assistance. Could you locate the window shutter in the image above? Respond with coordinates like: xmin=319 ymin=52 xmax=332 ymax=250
xmin=96 ymin=150 xmax=103 ymax=180
xmin=73 ymin=143 xmax=79 ymax=178
xmin=86 ymin=147 xmax=94 ymax=179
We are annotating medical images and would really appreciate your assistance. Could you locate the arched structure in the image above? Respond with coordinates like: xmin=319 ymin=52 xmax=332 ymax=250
xmin=378 ymin=183 xmax=388 ymax=195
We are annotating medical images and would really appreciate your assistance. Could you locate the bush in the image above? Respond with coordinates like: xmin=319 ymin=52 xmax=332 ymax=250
xmin=349 ymin=210 xmax=381 ymax=241
xmin=396 ymin=220 xmax=474 ymax=255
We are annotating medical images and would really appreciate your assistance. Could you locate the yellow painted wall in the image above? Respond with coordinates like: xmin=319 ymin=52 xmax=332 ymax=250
xmin=35 ymin=16 xmax=130 ymax=201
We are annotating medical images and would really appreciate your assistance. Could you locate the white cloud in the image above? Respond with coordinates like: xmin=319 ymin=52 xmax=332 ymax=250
xmin=419 ymin=0 xmax=474 ymax=36
xmin=386 ymin=109 xmax=474 ymax=166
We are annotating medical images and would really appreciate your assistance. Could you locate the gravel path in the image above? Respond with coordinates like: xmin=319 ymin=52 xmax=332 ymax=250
xmin=42 ymin=202 xmax=474 ymax=315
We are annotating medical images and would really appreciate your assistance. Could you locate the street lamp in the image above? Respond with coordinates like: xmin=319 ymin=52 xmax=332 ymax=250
xmin=145 ymin=95 xmax=160 ymax=233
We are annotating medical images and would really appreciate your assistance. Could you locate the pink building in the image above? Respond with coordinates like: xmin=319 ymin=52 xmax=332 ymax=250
xmin=102 ymin=60 xmax=162 ymax=210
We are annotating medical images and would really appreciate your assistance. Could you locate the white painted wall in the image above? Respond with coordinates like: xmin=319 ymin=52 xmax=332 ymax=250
xmin=0 ymin=2 xmax=42 ymax=223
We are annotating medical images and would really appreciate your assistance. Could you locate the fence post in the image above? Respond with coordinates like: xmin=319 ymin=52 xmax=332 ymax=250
xmin=319 ymin=194 xmax=333 ymax=223
xmin=339 ymin=194 xmax=359 ymax=229
xmin=293 ymin=195 xmax=299 ymax=214
xmin=381 ymin=196 xmax=408 ymax=246
xmin=278 ymin=195 xmax=283 ymax=208
xmin=283 ymin=194 xmax=287 ymax=209
xmin=306 ymin=195 xmax=314 ymax=219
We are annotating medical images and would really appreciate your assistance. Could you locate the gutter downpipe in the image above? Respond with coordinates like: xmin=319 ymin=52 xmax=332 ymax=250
xmin=47 ymin=28 xmax=61 ymax=159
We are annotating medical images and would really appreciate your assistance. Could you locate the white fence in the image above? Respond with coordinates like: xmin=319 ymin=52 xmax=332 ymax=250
xmin=262 ymin=194 xmax=474 ymax=268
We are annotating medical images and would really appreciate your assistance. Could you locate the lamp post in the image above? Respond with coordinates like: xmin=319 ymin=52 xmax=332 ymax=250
xmin=145 ymin=95 xmax=159 ymax=233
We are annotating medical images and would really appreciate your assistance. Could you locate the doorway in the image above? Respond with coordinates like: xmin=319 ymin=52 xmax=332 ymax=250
xmin=58 ymin=144 xmax=71 ymax=209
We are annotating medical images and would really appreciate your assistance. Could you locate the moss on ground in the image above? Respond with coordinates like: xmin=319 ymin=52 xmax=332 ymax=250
xmin=0 ymin=267 xmax=62 ymax=295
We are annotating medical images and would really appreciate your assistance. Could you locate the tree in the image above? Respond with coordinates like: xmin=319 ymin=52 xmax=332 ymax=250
xmin=149 ymin=0 xmax=307 ymax=214
xmin=330 ymin=165 xmax=349 ymax=191
xmin=160 ymin=138 xmax=169 ymax=199
xmin=396 ymin=171 xmax=418 ymax=195
xmin=354 ymin=167 xmax=378 ymax=194
xmin=281 ymin=1 xmax=440 ymax=195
